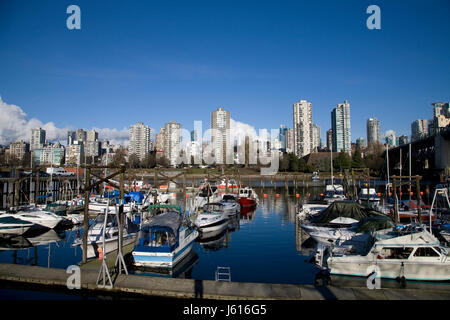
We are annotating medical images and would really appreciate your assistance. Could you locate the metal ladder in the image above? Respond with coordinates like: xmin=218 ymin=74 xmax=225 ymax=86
xmin=215 ymin=266 xmax=231 ymax=282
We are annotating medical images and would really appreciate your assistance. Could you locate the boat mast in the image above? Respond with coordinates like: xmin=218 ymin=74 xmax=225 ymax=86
xmin=386 ymin=144 xmax=390 ymax=210
xmin=409 ymin=143 xmax=412 ymax=203
xmin=330 ymin=142 xmax=333 ymax=186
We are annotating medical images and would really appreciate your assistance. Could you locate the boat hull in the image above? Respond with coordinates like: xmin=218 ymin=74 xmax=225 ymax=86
xmin=196 ymin=218 xmax=229 ymax=234
xmin=85 ymin=235 xmax=136 ymax=259
xmin=239 ymin=197 xmax=256 ymax=208
xmin=132 ymin=234 xmax=197 ymax=268
xmin=328 ymin=258 xmax=450 ymax=281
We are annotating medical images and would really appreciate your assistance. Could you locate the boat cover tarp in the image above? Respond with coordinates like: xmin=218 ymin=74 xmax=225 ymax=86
xmin=357 ymin=215 xmax=395 ymax=233
xmin=145 ymin=211 xmax=182 ymax=232
xmin=310 ymin=201 xmax=386 ymax=224
xmin=129 ymin=192 xmax=144 ymax=203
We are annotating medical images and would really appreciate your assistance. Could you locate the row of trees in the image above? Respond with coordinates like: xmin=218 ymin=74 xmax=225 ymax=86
xmin=278 ymin=143 xmax=386 ymax=174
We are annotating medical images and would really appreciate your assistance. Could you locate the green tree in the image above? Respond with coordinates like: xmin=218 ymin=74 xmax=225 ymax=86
xmin=335 ymin=151 xmax=351 ymax=171
xmin=280 ymin=153 xmax=290 ymax=172
xmin=289 ymin=153 xmax=299 ymax=172
xmin=351 ymin=148 xmax=365 ymax=168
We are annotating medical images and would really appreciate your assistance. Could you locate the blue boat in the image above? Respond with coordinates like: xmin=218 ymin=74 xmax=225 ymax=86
xmin=132 ymin=210 xmax=198 ymax=269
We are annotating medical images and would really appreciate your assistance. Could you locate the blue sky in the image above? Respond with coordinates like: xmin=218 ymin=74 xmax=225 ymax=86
xmin=0 ymin=0 xmax=449 ymax=144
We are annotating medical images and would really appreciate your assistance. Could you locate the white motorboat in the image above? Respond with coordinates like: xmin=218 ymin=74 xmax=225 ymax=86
xmin=193 ymin=186 xmax=222 ymax=211
xmin=73 ymin=210 xmax=138 ymax=259
xmin=88 ymin=197 xmax=134 ymax=213
xmin=358 ymin=188 xmax=381 ymax=205
xmin=194 ymin=203 xmax=229 ymax=234
xmin=132 ymin=210 xmax=198 ymax=268
xmin=220 ymin=194 xmax=240 ymax=216
xmin=297 ymin=203 xmax=329 ymax=218
xmin=323 ymin=184 xmax=346 ymax=203
xmin=325 ymin=225 xmax=450 ymax=282
xmin=0 ymin=215 xmax=34 ymax=236
xmin=308 ymin=215 xmax=395 ymax=246
xmin=10 ymin=206 xmax=64 ymax=229
xmin=141 ymin=189 xmax=171 ymax=208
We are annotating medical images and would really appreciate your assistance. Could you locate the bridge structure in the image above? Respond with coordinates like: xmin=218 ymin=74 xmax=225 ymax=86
xmin=382 ymin=126 xmax=450 ymax=180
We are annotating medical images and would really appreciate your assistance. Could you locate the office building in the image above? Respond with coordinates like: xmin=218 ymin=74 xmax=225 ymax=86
xmin=312 ymin=123 xmax=321 ymax=152
xmin=331 ymin=101 xmax=351 ymax=154
xmin=411 ymin=119 xmax=428 ymax=142
xmin=366 ymin=118 xmax=381 ymax=146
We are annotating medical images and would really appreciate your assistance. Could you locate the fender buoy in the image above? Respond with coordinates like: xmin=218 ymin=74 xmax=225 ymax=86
xmin=98 ymin=247 xmax=103 ymax=260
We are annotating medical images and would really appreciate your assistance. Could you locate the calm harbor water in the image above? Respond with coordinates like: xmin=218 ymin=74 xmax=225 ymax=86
xmin=0 ymin=189 xmax=322 ymax=286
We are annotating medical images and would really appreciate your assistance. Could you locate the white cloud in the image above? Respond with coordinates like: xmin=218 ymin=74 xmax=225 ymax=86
xmin=230 ymin=118 xmax=258 ymax=142
xmin=0 ymin=97 xmax=130 ymax=147
xmin=93 ymin=127 xmax=130 ymax=146
xmin=0 ymin=97 xmax=68 ymax=145
xmin=384 ymin=129 xmax=396 ymax=139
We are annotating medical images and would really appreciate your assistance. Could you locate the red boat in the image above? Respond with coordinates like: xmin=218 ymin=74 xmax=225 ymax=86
xmin=238 ymin=187 xmax=258 ymax=209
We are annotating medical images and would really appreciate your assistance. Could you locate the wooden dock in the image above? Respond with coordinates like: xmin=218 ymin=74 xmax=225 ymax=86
xmin=0 ymin=263 xmax=449 ymax=300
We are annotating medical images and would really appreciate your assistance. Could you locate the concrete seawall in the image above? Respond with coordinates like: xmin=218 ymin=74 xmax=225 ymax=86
xmin=0 ymin=263 xmax=450 ymax=300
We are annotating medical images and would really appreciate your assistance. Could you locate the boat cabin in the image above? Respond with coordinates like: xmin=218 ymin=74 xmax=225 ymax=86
xmin=135 ymin=211 xmax=189 ymax=252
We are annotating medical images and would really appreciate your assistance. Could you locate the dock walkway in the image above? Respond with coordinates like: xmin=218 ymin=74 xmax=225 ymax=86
xmin=0 ymin=263 xmax=449 ymax=300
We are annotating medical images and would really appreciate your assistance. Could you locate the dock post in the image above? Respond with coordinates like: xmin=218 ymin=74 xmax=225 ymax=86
xmin=285 ymin=175 xmax=288 ymax=193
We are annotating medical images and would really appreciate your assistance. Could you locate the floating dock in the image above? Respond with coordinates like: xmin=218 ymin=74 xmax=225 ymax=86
xmin=0 ymin=263 xmax=449 ymax=300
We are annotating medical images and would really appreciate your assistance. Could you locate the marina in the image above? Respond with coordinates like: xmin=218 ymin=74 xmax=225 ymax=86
xmin=0 ymin=176 xmax=449 ymax=299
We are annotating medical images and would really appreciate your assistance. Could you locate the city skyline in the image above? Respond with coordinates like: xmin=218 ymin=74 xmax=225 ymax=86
xmin=1 ymin=1 xmax=450 ymax=147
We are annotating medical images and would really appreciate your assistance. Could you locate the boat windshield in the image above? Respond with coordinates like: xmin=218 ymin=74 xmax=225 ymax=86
xmin=222 ymin=195 xmax=236 ymax=202
xmin=139 ymin=228 xmax=175 ymax=247
xmin=93 ymin=214 xmax=117 ymax=227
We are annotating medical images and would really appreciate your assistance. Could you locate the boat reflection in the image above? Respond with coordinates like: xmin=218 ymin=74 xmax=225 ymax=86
xmin=0 ymin=228 xmax=66 ymax=251
xmin=240 ymin=206 xmax=256 ymax=223
xmin=295 ymin=216 xmax=319 ymax=257
xmin=197 ymin=229 xmax=230 ymax=251
xmin=131 ymin=249 xmax=199 ymax=279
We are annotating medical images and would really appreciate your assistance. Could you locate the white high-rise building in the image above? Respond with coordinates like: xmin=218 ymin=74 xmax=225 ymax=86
xmin=164 ymin=121 xmax=182 ymax=167
xmin=293 ymin=100 xmax=313 ymax=157
xmin=211 ymin=107 xmax=231 ymax=164
xmin=331 ymin=101 xmax=351 ymax=154
xmin=366 ymin=118 xmax=381 ymax=146
xmin=30 ymin=128 xmax=46 ymax=150
xmin=129 ymin=122 xmax=151 ymax=161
